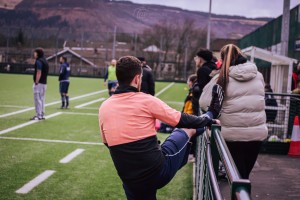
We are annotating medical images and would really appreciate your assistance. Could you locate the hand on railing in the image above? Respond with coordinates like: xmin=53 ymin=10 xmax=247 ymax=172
xmin=207 ymin=119 xmax=221 ymax=130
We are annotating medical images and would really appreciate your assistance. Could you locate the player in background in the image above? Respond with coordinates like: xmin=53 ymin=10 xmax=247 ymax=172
xmin=59 ymin=56 xmax=71 ymax=109
xmin=104 ymin=59 xmax=118 ymax=96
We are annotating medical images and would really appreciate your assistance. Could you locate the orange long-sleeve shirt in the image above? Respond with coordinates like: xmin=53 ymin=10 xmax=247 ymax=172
xmin=99 ymin=90 xmax=181 ymax=146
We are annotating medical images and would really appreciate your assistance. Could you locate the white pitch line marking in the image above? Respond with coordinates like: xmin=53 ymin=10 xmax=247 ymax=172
xmin=63 ymin=112 xmax=98 ymax=116
xmin=75 ymin=98 xmax=106 ymax=108
xmin=155 ymin=82 xmax=175 ymax=97
xmin=0 ymin=112 xmax=62 ymax=135
xmin=0 ymin=105 xmax=31 ymax=108
xmin=0 ymin=136 xmax=104 ymax=146
xmin=0 ymin=89 xmax=107 ymax=118
xmin=16 ymin=170 xmax=56 ymax=194
xmin=59 ymin=149 xmax=85 ymax=164
xmin=76 ymin=107 xmax=99 ymax=110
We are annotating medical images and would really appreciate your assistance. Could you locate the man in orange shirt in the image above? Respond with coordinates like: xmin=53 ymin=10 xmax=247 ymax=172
xmin=99 ymin=56 xmax=221 ymax=200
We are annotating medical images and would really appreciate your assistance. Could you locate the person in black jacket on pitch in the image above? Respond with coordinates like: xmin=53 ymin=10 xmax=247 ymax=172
xmin=194 ymin=49 xmax=217 ymax=102
xmin=138 ymin=57 xmax=155 ymax=96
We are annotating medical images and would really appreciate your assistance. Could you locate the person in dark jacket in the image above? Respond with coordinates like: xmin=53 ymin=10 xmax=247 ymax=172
xmin=194 ymin=49 xmax=217 ymax=99
xmin=30 ymin=48 xmax=49 ymax=120
xmin=265 ymin=84 xmax=278 ymax=122
xmin=59 ymin=56 xmax=71 ymax=109
xmin=138 ymin=57 xmax=155 ymax=96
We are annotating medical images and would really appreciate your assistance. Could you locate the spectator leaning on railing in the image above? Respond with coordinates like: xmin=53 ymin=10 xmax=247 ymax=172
xmin=199 ymin=44 xmax=268 ymax=179
xmin=194 ymin=49 xmax=217 ymax=109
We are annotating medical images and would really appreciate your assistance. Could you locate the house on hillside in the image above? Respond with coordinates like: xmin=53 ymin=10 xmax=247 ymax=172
xmin=46 ymin=48 xmax=105 ymax=76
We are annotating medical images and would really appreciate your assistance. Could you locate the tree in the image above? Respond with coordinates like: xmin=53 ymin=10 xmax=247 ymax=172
xmin=16 ymin=28 xmax=25 ymax=47
xmin=140 ymin=18 xmax=213 ymax=79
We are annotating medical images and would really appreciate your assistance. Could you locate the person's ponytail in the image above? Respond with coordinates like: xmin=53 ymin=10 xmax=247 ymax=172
xmin=217 ymin=44 xmax=233 ymax=90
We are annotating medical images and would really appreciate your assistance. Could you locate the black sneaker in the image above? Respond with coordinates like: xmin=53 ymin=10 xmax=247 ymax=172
xmin=30 ymin=116 xmax=39 ymax=120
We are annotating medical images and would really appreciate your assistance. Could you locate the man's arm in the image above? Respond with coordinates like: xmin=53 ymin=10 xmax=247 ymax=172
xmin=100 ymin=124 xmax=108 ymax=147
xmin=35 ymin=60 xmax=42 ymax=84
xmin=148 ymin=71 xmax=155 ymax=96
xmin=150 ymin=97 xmax=214 ymax=129
xmin=104 ymin=68 xmax=108 ymax=82
xmin=58 ymin=64 xmax=65 ymax=81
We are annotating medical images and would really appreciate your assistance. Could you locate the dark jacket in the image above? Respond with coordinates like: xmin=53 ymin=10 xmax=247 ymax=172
xmin=141 ymin=66 xmax=155 ymax=96
xmin=59 ymin=62 xmax=70 ymax=82
xmin=192 ymin=82 xmax=200 ymax=116
xmin=197 ymin=61 xmax=217 ymax=97
xmin=33 ymin=57 xmax=49 ymax=84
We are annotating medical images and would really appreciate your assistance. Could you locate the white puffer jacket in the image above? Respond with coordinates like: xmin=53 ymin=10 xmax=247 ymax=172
xmin=200 ymin=62 xmax=268 ymax=141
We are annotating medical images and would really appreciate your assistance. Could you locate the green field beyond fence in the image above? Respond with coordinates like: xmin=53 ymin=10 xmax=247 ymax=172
xmin=0 ymin=73 xmax=193 ymax=200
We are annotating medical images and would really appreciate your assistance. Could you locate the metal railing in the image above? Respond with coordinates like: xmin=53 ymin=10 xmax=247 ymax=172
xmin=265 ymin=92 xmax=300 ymax=140
xmin=195 ymin=125 xmax=251 ymax=200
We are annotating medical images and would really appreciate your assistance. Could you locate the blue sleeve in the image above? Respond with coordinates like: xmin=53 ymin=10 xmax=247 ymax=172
xmin=36 ymin=60 xmax=43 ymax=70
xmin=104 ymin=68 xmax=108 ymax=82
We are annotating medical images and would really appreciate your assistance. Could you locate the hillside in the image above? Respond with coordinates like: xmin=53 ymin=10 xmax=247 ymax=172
xmin=0 ymin=0 xmax=271 ymax=39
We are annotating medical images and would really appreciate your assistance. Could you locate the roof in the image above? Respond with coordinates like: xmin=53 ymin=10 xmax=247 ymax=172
xmin=46 ymin=48 xmax=96 ymax=67
xmin=242 ymin=46 xmax=298 ymax=65
xmin=143 ymin=45 xmax=163 ymax=53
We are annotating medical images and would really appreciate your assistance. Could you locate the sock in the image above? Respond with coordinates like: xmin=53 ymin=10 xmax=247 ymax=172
xmin=61 ymin=94 xmax=65 ymax=107
xmin=66 ymin=95 xmax=69 ymax=107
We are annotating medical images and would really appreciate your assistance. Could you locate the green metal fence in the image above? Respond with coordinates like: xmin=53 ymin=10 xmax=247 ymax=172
xmin=195 ymin=125 xmax=251 ymax=200
xmin=238 ymin=4 xmax=300 ymax=61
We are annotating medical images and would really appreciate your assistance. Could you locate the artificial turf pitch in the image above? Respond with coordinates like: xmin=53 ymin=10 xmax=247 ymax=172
xmin=0 ymin=73 xmax=193 ymax=200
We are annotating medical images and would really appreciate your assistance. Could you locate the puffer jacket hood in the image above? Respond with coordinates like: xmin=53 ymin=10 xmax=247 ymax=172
xmin=229 ymin=62 xmax=257 ymax=82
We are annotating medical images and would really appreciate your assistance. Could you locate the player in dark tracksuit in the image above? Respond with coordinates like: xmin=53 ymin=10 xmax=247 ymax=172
xmin=59 ymin=56 xmax=71 ymax=109
xmin=138 ymin=57 xmax=155 ymax=96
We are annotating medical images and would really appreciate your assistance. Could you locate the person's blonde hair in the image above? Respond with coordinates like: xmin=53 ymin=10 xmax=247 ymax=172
xmin=217 ymin=44 xmax=244 ymax=90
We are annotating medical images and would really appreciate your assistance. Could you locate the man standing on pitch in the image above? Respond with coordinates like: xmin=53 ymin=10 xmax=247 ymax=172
xmin=104 ymin=59 xmax=118 ymax=96
xmin=30 ymin=48 xmax=49 ymax=120
xmin=59 ymin=56 xmax=71 ymax=109
xmin=99 ymin=56 xmax=222 ymax=199
xmin=138 ymin=57 xmax=155 ymax=96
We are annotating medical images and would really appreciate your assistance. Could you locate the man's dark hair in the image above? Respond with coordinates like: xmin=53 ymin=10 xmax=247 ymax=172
xmin=61 ymin=56 xmax=67 ymax=62
xmin=116 ymin=56 xmax=142 ymax=86
xmin=197 ymin=49 xmax=213 ymax=62
xmin=34 ymin=48 xmax=44 ymax=58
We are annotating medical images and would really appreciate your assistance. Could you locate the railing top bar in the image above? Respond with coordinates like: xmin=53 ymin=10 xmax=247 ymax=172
xmin=206 ymin=144 xmax=223 ymax=200
xmin=212 ymin=126 xmax=241 ymax=182
xmin=265 ymin=92 xmax=300 ymax=97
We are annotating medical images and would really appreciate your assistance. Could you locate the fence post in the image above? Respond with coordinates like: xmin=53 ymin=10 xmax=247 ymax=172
xmin=231 ymin=179 xmax=251 ymax=200
xmin=211 ymin=125 xmax=221 ymax=175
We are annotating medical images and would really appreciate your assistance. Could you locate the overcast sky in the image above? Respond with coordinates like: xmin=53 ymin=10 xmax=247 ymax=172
xmin=128 ymin=0 xmax=300 ymax=18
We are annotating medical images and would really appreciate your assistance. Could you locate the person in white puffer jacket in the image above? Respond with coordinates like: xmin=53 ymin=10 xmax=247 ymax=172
xmin=199 ymin=44 xmax=268 ymax=179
